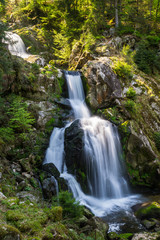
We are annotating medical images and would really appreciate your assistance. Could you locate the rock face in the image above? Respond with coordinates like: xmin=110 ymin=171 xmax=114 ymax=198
xmin=64 ymin=119 xmax=89 ymax=193
xmin=42 ymin=163 xmax=60 ymax=178
xmin=126 ymin=122 xmax=159 ymax=187
xmin=64 ymin=119 xmax=84 ymax=173
xmin=42 ymin=176 xmax=58 ymax=199
xmin=83 ymin=57 xmax=122 ymax=109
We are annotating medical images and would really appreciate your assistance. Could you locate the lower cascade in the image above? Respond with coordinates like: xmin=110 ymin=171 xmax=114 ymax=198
xmin=44 ymin=71 xmax=144 ymax=232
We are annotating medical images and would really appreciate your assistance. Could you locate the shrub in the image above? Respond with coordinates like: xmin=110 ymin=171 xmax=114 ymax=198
xmin=124 ymin=99 xmax=136 ymax=113
xmin=8 ymin=96 xmax=35 ymax=133
xmin=53 ymin=191 xmax=83 ymax=219
xmin=126 ymin=87 xmax=136 ymax=99
xmin=134 ymin=40 xmax=160 ymax=74
xmin=113 ymin=60 xmax=133 ymax=80
xmin=0 ymin=127 xmax=15 ymax=143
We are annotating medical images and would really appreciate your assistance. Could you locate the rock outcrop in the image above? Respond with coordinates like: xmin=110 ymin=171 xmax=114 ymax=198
xmin=83 ymin=57 xmax=122 ymax=109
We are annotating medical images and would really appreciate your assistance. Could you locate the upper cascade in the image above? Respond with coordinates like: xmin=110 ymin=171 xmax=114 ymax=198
xmin=65 ymin=71 xmax=90 ymax=119
xmin=4 ymin=31 xmax=31 ymax=59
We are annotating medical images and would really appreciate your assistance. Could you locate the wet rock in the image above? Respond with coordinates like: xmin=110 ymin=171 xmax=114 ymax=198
xmin=0 ymin=192 xmax=7 ymax=200
xmin=88 ymin=216 xmax=109 ymax=236
xmin=76 ymin=216 xmax=88 ymax=227
xmin=64 ymin=119 xmax=89 ymax=192
xmin=142 ymin=219 xmax=156 ymax=229
xmin=79 ymin=215 xmax=109 ymax=239
xmin=134 ymin=201 xmax=160 ymax=220
xmin=131 ymin=232 xmax=160 ymax=240
xmin=58 ymin=177 xmax=68 ymax=191
xmin=108 ymin=231 xmax=119 ymax=240
xmin=16 ymin=191 xmax=38 ymax=202
xmin=22 ymin=172 xmax=32 ymax=179
xmin=54 ymin=98 xmax=71 ymax=109
xmin=0 ymin=224 xmax=22 ymax=240
xmin=83 ymin=207 xmax=94 ymax=219
xmin=64 ymin=119 xmax=84 ymax=173
xmin=42 ymin=176 xmax=58 ymax=199
xmin=83 ymin=57 xmax=122 ymax=109
xmin=17 ymin=181 xmax=27 ymax=191
xmin=126 ymin=121 xmax=159 ymax=187
xmin=42 ymin=163 xmax=60 ymax=178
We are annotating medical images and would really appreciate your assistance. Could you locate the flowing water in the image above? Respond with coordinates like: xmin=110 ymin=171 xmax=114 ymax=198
xmin=4 ymin=32 xmax=45 ymax=66
xmin=44 ymin=71 xmax=145 ymax=232
xmin=4 ymin=32 xmax=32 ymax=59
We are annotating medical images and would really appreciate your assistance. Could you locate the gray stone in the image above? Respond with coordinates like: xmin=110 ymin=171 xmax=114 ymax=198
xmin=142 ymin=219 xmax=156 ymax=229
xmin=16 ymin=192 xmax=37 ymax=202
xmin=42 ymin=176 xmax=58 ymax=199
xmin=83 ymin=57 xmax=122 ymax=109
xmin=42 ymin=163 xmax=60 ymax=178
xmin=131 ymin=232 xmax=160 ymax=240
xmin=0 ymin=192 xmax=7 ymax=200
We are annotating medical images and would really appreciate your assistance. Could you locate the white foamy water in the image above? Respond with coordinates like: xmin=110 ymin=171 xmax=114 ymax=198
xmin=4 ymin=31 xmax=31 ymax=59
xmin=44 ymin=71 xmax=145 ymax=232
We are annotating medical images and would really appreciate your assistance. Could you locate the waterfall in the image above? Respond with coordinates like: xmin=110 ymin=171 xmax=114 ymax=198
xmin=44 ymin=71 xmax=144 ymax=231
xmin=3 ymin=31 xmax=45 ymax=66
xmin=4 ymin=32 xmax=31 ymax=59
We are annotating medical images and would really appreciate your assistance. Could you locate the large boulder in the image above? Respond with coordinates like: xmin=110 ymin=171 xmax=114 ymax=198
xmin=0 ymin=224 xmax=22 ymax=240
xmin=64 ymin=119 xmax=89 ymax=193
xmin=42 ymin=176 xmax=58 ymax=199
xmin=42 ymin=163 xmax=60 ymax=178
xmin=64 ymin=119 xmax=84 ymax=173
xmin=82 ymin=57 xmax=122 ymax=109
xmin=125 ymin=121 xmax=160 ymax=188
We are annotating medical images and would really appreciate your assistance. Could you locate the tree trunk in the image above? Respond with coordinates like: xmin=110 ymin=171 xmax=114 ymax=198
xmin=115 ymin=0 xmax=119 ymax=28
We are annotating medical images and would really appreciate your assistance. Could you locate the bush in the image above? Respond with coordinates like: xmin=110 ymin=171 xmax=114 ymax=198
xmin=53 ymin=191 xmax=83 ymax=219
xmin=113 ymin=60 xmax=133 ymax=80
xmin=124 ymin=99 xmax=136 ymax=113
xmin=126 ymin=87 xmax=136 ymax=99
xmin=8 ymin=96 xmax=35 ymax=133
xmin=134 ymin=40 xmax=160 ymax=74
xmin=0 ymin=127 xmax=15 ymax=143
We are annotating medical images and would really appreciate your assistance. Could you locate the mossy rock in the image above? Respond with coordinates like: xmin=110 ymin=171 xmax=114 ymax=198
xmin=2 ymin=197 xmax=19 ymax=209
xmin=108 ymin=231 xmax=120 ymax=240
xmin=0 ymin=224 xmax=22 ymax=240
xmin=48 ymin=206 xmax=63 ymax=222
xmin=90 ymin=229 xmax=105 ymax=240
xmin=135 ymin=202 xmax=160 ymax=220
xmin=119 ymin=233 xmax=133 ymax=240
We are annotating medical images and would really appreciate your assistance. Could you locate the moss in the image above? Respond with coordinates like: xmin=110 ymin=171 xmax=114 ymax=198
xmin=90 ymin=229 xmax=105 ymax=240
xmin=119 ymin=233 xmax=133 ymax=239
xmin=0 ymin=224 xmax=22 ymax=240
xmin=6 ymin=210 xmax=24 ymax=221
xmin=2 ymin=197 xmax=19 ymax=209
xmin=135 ymin=202 xmax=160 ymax=220
xmin=45 ymin=206 xmax=63 ymax=222
xmin=50 ymin=206 xmax=63 ymax=222
xmin=108 ymin=231 xmax=120 ymax=239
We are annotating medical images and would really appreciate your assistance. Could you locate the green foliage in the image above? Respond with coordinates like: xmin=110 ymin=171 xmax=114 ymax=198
xmin=8 ymin=96 xmax=35 ymax=133
xmin=0 ymin=22 xmax=13 ymax=90
xmin=53 ymin=191 xmax=83 ymax=219
xmin=117 ymin=25 xmax=135 ymax=35
xmin=124 ymin=99 xmax=136 ymax=113
xmin=0 ymin=127 xmax=15 ymax=143
xmin=153 ymin=132 xmax=160 ymax=151
xmin=113 ymin=60 xmax=133 ymax=80
xmin=134 ymin=39 xmax=160 ymax=74
xmin=126 ymin=87 xmax=136 ymax=99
